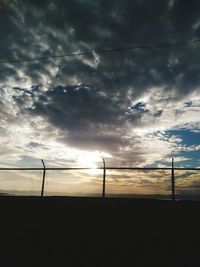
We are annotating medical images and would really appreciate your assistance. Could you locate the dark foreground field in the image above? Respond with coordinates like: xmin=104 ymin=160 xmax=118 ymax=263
xmin=1 ymin=196 xmax=200 ymax=266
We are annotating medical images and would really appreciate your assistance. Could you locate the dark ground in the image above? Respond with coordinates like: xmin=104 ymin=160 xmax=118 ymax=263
xmin=0 ymin=196 xmax=200 ymax=266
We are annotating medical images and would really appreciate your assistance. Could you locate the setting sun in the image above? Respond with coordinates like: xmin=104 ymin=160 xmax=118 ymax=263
xmin=76 ymin=151 xmax=111 ymax=175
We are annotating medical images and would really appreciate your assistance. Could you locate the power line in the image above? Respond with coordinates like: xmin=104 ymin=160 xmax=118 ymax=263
xmin=0 ymin=38 xmax=200 ymax=64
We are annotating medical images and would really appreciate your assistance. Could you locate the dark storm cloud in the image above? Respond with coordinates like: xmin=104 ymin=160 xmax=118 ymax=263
xmin=33 ymin=85 xmax=124 ymax=126
xmin=28 ymin=85 xmax=130 ymax=151
xmin=1 ymin=0 xmax=200 ymax=153
xmin=1 ymin=0 xmax=200 ymax=92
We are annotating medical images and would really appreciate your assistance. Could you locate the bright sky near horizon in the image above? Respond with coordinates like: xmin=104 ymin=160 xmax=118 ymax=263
xmin=0 ymin=0 xmax=200 ymax=196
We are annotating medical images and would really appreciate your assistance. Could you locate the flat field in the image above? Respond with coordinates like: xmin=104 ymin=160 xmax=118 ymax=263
xmin=0 ymin=196 xmax=200 ymax=266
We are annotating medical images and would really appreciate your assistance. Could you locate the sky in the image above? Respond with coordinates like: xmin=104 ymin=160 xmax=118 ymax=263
xmin=0 ymin=0 xmax=200 ymax=196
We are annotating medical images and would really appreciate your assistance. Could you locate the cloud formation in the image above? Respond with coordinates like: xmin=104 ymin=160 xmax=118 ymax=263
xmin=0 ymin=0 xmax=200 ymax=176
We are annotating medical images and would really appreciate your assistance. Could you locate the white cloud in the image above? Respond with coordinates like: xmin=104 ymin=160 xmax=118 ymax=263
xmin=0 ymin=0 xmax=200 ymax=195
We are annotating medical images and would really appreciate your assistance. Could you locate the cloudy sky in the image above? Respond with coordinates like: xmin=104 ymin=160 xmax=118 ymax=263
xmin=0 ymin=0 xmax=200 ymax=195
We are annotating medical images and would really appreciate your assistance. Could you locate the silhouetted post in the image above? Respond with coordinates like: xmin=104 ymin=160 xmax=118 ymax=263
xmin=171 ymin=158 xmax=175 ymax=200
xmin=41 ymin=159 xmax=46 ymax=197
xmin=102 ymin=158 xmax=106 ymax=198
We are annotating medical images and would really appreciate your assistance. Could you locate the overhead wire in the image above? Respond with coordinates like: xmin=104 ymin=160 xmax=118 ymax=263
xmin=0 ymin=38 xmax=200 ymax=64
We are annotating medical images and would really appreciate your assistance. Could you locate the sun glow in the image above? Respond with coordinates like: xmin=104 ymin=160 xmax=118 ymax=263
xmin=77 ymin=151 xmax=112 ymax=167
xmin=76 ymin=151 xmax=112 ymax=175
